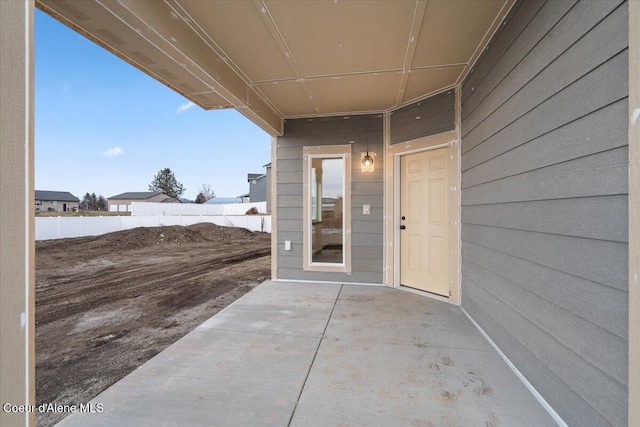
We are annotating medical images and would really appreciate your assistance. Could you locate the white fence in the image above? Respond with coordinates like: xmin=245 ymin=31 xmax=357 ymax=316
xmin=130 ymin=201 xmax=267 ymax=216
xmin=35 ymin=215 xmax=271 ymax=241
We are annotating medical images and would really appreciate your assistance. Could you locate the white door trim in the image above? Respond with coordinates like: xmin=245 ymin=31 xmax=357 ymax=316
xmin=383 ymin=130 xmax=461 ymax=304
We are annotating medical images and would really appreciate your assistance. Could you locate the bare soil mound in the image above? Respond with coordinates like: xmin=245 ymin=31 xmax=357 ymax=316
xmin=37 ymin=222 xmax=259 ymax=252
xmin=36 ymin=223 xmax=264 ymax=270
xmin=35 ymin=223 xmax=270 ymax=427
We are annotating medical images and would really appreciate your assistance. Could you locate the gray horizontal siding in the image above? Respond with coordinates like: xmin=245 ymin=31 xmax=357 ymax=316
xmin=461 ymin=195 xmax=628 ymax=242
xmin=390 ymin=90 xmax=455 ymax=144
xmin=461 ymin=0 xmax=546 ymax=105
xmin=249 ymin=176 xmax=267 ymax=203
xmin=461 ymin=98 xmax=628 ymax=188
xmin=460 ymin=1 xmax=629 ymax=425
xmin=463 ymin=0 xmax=625 ymax=135
xmin=462 ymin=49 xmax=629 ymax=171
xmin=462 ymin=285 xmax=618 ymax=427
xmin=463 ymin=224 xmax=627 ymax=291
xmin=462 ymin=241 xmax=627 ymax=339
xmin=352 ymin=195 xmax=383 ymax=208
xmin=463 ymin=260 xmax=626 ymax=385
xmin=276 ymin=114 xmax=383 ymax=284
xmin=462 ymin=147 xmax=628 ymax=205
xmin=462 ymin=0 xmax=578 ymax=118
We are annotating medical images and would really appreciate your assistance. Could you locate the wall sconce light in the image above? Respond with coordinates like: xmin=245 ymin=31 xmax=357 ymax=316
xmin=361 ymin=150 xmax=375 ymax=172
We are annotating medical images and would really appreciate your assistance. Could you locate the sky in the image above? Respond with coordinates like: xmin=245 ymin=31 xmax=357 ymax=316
xmin=35 ymin=9 xmax=272 ymax=201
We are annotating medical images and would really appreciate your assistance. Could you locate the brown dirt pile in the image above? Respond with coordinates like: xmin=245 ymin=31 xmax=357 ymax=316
xmin=35 ymin=223 xmax=270 ymax=427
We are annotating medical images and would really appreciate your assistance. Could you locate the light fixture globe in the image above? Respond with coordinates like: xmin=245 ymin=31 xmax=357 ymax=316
xmin=362 ymin=153 xmax=373 ymax=168
xmin=360 ymin=150 xmax=375 ymax=172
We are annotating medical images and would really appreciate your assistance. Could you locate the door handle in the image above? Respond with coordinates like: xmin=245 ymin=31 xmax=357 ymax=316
xmin=400 ymin=225 xmax=406 ymax=230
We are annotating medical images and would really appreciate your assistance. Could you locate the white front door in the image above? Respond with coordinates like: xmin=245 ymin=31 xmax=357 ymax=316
xmin=400 ymin=148 xmax=449 ymax=296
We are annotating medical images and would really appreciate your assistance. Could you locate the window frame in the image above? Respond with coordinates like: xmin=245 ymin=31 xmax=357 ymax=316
xmin=303 ymin=145 xmax=352 ymax=273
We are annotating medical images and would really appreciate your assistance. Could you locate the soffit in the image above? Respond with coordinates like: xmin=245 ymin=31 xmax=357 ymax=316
xmin=36 ymin=0 xmax=515 ymax=136
xmin=413 ymin=0 xmax=506 ymax=67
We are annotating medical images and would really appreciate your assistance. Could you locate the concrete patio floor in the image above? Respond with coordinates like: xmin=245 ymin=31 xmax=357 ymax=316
xmin=57 ymin=281 xmax=556 ymax=426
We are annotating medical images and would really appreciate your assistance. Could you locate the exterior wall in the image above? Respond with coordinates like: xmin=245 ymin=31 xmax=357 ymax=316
xmin=0 ymin=1 xmax=35 ymax=426
xmin=276 ymin=114 xmax=383 ymax=283
xmin=36 ymin=200 xmax=79 ymax=212
xmin=460 ymin=1 xmax=629 ymax=425
xmin=390 ymin=90 xmax=455 ymax=144
xmin=249 ymin=175 xmax=267 ymax=203
xmin=107 ymin=193 xmax=168 ymax=209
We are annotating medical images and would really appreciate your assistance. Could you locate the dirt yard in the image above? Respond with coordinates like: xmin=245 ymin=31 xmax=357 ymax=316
xmin=35 ymin=223 xmax=270 ymax=427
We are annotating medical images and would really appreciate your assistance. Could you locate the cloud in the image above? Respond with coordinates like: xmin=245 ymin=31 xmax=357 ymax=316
xmin=102 ymin=147 xmax=124 ymax=157
xmin=176 ymin=101 xmax=195 ymax=114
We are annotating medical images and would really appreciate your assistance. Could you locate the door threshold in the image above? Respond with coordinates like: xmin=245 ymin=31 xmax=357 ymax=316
xmin=399 ymin=285 xmax=454 ymax=304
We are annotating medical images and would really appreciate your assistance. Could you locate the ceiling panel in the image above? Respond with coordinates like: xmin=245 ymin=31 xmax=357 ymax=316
xmin=265 ymin=0 xmax=415 ymax=77
xmin=254 ymin=81 xmax=317 ymax=117
xmin=190 ymin=91 xmax=232 ymax=110
xmin=307 ymin=72 xmax=402 ymax=114
xmin=412 ymin=0 xmax=506 ymax=67
xmin=177 ymin=0 xmax=297 ymax=82
xmin=403 ymin=66 xmax=464 ymax=104
xmin=39 ymin=0 xmax=513 ymax=124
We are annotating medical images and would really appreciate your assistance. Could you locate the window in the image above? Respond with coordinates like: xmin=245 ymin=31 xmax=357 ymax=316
xmin=303 ymin=145 xmax=351 ymax=272
xmin=35 ymin=200 xmax=42 ymax=206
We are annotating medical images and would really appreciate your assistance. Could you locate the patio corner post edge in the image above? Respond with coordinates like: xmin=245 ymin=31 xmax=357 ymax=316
xmin=629 ymin=0 xmax=639 ymax=425
xmin=0 ymin=1 xmax=36 ymax=426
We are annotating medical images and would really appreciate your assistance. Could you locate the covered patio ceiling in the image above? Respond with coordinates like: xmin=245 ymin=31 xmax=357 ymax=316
xmin=37 ymin=0 xmax=514 ymax=135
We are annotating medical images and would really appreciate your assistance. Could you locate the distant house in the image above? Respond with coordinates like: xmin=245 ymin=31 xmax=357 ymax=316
xmin=108 ymin=191 xmax=180 ymax=212
xmin=207 ymin=197 xmax=243 ymax=205
xmin=246 ymin=162 xmax=272 ymax=211
xmin=35 ymin=190 xmax=80 ymax=213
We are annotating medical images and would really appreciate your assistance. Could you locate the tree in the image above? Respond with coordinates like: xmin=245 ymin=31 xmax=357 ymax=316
xmin=148 ymin=168 xmax=185 ymax=199
xmin=81 ymin=192 xmax=107 ymax=211
xmin=80 ymin=193 xmax=91 ymax=211
xmin=198 ymin=184 xmax=215 ymax=202
xmin=97 ymin=196 xmax=107 ymax=211
xmin=195 ymin=193 xmax=206 ymax=204
xmin=90 ymin=193 xmax=98 ymax=211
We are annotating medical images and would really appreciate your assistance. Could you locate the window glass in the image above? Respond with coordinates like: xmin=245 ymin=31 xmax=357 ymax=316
xmin=310 ymin=157 xmax=344 ymax=264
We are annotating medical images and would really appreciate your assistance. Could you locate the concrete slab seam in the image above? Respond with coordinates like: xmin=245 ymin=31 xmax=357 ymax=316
xmin=287 ymin=283 xmax=344 ymax=426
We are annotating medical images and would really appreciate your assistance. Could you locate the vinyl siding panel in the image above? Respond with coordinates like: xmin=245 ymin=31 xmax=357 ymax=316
xmin=462 ymin=0 xmax=579 ymax=118
xmin=460 ymin=1 xmax=629 ymax=425
xmin=462 ymin=50 xmax=629 ymax=170
xmin=462 ymin=241 xmax=627 ymax=339
xmin=461 ymin=99 xmax=628 ymax=188
xmin=463 ymin=0 xmax=625 ymax=133
xmin=249 ymin=175 xmax=267 ymax=203
xmin=275 ymin=114 xmax=383 ymax=284
xmin=461 ymin=195 xmax=628 ymax=242
xmin=462 ymin=288 xmax=614 ymax=427
xmin=390 ymin=90 xmax=455 ymax=144
xmin=461 ymin=0 xmax=547 ymax=105
xmin=462 ymin=147 xmax=628 ymax=205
